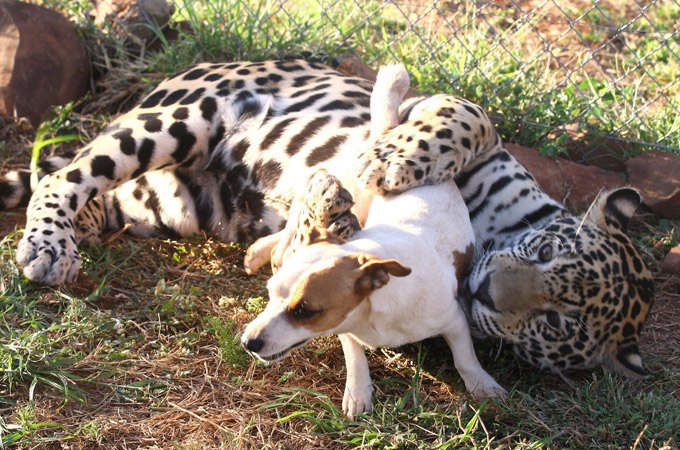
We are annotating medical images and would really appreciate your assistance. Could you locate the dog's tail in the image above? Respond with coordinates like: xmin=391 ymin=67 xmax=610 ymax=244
xmin=370 ymin=64 xmax=410 ymax=139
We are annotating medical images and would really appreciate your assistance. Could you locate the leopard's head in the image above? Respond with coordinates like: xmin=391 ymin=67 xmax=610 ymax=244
xmin=466 ymin=188 xmax=654 ymax=377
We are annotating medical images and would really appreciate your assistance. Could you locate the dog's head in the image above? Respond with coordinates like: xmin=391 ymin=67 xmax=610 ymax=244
xmin=241 ymin=63 xmax=413 ymax=363
xmin=241 ymin=244 xmax=410 ymax=363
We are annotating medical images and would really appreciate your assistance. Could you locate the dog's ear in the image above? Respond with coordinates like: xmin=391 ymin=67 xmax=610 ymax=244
xmin=354 ymin=253 xmax=411 ymax=296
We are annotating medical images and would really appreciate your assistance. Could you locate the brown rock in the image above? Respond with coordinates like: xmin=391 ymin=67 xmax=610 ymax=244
xmin=0 ymin=1 xmax=90 ymax=126
xmin=548 ymin=124 xmax=632 ymax=172
xmin=661 ymin=245 xmax=680 ymax=275
xmin=507 ymin=143 xmax=626 ymax=212
xmin=626 ymin=151 xmax=680 ymax=220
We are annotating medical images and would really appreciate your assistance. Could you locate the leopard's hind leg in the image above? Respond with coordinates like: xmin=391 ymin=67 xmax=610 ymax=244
xmin=244 ymin=169 xmax=360 ymax=274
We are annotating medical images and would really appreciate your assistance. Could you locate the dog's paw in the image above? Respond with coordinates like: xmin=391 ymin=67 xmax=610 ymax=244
xmin=468 ymin=375 xmax=508 ymax=400
xmin=17 ymin=225 xmax=80 ymax=286
xmin=342 ymin=383 xmax=374 ymax=420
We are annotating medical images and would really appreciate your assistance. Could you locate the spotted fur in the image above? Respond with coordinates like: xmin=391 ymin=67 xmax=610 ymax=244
xmin=0 ymin=59 xmax=653 ymax=376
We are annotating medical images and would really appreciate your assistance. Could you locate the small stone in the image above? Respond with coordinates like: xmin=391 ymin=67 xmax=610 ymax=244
xmin=91 ymin=0 xmax=175 ymax=46
xmin=660 ymin=245 xmax=680 ymax=275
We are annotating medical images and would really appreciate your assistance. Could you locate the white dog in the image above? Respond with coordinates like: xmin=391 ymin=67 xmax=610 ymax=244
xmin=241 ymin=65 xmax=505 ymax=419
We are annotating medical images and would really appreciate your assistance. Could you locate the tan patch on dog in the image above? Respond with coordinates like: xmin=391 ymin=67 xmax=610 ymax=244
xmin=453 ymin=243 xmax=474 ymax=282
xmin=286 ymin=253 xmax=410 ymax=333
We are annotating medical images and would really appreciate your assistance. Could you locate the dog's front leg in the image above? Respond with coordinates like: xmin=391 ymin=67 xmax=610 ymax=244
xmin=244 ymin=230 xmax=284 ymax=274
xmin=339 ymin=334 xmax=373 ymax=420
xmin=442 ymin=310 xmax=507 ymax=399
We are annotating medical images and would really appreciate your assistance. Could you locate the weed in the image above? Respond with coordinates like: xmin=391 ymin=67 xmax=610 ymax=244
xmin=245 ymin=296 xmax=267 ymax=314
xmin=205 ymin=316 xmax=250 ymax=368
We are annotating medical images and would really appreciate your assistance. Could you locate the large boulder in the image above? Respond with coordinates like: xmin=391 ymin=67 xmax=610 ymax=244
xmin=626 ymin=151 xmax=680 ymax=220
xmin=506 ymin=143 xmax=626 ymax=211
xmin=0 ymin=1 xmax=90 ymax=127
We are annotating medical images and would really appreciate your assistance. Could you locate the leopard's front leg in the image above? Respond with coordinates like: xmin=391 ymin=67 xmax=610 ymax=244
xmin=17 ymin=100 xmax=219 ymax=285
xmin=357 ymin=95 xmax=502 ymax=194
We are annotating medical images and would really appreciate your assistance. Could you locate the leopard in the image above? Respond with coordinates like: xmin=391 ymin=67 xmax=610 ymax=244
xmin=0 ymin=58 xmax=653 ymax=378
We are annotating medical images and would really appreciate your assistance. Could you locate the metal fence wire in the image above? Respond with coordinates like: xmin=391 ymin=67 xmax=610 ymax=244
xmin=176 ymin=0 xmax=679 ymax=166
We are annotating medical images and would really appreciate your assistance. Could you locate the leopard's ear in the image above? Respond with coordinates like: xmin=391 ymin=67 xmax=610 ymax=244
xmin=602 ymin=342 xmax=648 ymax=379
xmin=584 ymin=188 xmax=641 ymax=233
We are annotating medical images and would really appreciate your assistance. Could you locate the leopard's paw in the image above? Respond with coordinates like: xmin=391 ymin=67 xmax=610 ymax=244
xmin=328 ymin=211 xmax=361 ymax=240
xmin=17 ymin=224 xmax=80 ymax=286
xmin=304 ymin=170 xmax=354 ymax=225
xmin=358 ymin=150 xmax=427 ymax=195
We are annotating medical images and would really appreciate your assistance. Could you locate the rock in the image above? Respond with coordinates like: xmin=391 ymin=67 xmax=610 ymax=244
xmin=626 ymin=151 xmax=680 ymax=220
xmin=661 ymin=245 xmax=680 ymax=275
xmin=0 ymin=1 xmax=90 ymax=127
xmin=506 ymin=143 xmax=626 ymax=212
xmin=548 ymin=124 xmax=632 ymax=172
xmin=91 ymin=0 xmax=175 ymax=46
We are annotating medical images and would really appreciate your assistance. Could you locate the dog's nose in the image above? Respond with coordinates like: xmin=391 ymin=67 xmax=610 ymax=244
xmin=473 ymin=273 xmax=497 ymax=311
xmin=242 ymin=336 xmax=265 ymax=353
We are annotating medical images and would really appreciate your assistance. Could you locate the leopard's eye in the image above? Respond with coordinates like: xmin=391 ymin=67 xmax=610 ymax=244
xmin=290 ymin=301 xmax=320 ymax=320
xmin=537 ymin=243 xmax=554 ymax=263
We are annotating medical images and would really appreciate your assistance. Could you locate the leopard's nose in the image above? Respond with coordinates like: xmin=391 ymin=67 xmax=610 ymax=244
xmin=472 ymin=273 xmax=498 ymax=312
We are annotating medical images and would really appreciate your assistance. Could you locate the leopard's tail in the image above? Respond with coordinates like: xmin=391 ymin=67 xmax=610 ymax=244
xmin=0 ymin=152 xmax=75 ymax=211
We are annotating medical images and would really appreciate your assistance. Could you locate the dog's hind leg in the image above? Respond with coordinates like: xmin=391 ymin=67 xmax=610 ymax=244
xmin=441 ymin=308 xmax=507 ymax=399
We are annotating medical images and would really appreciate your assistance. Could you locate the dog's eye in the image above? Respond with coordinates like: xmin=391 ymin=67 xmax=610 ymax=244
xmin=290 ymin=302 xmax=319 ymax=320
xmin=537 ymin=243 xmax=554 ymax=263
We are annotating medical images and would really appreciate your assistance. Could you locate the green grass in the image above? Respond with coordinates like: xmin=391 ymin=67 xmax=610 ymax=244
xmin=2 ymin=223 xmax=679 ymax=447
xmin=160 ymin=0 xmax=679 ymax=158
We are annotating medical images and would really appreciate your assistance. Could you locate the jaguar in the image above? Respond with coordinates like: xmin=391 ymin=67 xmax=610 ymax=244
xmin=0 ymin=58 xmax=654 ymax=377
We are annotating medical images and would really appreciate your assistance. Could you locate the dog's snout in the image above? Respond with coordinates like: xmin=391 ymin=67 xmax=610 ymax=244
xmin=242 ymin=336 xmax=265 ymax=353
xmin=473 ymin=273 xmax=497 ymax=311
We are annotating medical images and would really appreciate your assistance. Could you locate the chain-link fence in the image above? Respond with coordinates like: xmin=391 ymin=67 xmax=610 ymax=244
xmin=168 ymin=0 xmax=679 ymax=168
